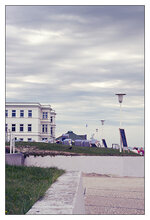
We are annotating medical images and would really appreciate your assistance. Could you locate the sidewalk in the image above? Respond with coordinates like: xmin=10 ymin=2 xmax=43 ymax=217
xmin=82 ymin=173 xmax=144 ymax=215
xmin=27 ymin=171 xmax=85 ymax=215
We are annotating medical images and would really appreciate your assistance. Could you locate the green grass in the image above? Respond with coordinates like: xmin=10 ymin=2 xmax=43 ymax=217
xmin=5 ymin=165 xmax=65 ymax=215
xmin=14 ymin=141 xmax=139 ymax=156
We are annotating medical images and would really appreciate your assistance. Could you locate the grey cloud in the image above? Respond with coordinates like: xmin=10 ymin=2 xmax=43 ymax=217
xmin=6 ymin=6 xmax=144 ymax=30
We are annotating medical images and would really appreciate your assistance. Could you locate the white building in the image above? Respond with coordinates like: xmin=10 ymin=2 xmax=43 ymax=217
xmin=5 ymin=102 xmax=56 ymax=142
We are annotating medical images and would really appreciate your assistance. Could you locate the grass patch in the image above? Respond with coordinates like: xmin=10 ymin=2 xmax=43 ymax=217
xmin=5 ymin=165 xmax=65 ymax=215
xmin=15 ymin=141 xmax=139 ymax=156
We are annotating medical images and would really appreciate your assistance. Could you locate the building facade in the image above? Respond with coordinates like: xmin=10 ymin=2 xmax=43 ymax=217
xmin=5 ymin=102 xmax=56 ymax=142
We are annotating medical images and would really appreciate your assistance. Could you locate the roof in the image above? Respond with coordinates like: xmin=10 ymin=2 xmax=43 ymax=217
xmin=5 ymin=102 xmax=54 ymax=111
xmin=56 ymin=131 xmax=87 ymax=141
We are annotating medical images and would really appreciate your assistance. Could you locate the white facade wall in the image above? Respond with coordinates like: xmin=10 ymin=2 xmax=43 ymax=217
xmin=5 ymin=102 xmax=56 ymax=142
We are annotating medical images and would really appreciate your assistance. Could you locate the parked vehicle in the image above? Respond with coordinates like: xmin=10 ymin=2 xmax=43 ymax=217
xmin=62 ymin=134 xmax=69 ymax=141
xmin=48 ymin=139 xmax=55 ymax=143
xmin=90 ymin=139 xmax=100 ymax=147
xmin=82 ymin=140 xmax=91 ymax=147
xmin=132 ymin=147 xmax=139 ymax=154
xmin=62 ymin=139 xmax=72 ymax=146
xmin=139 ymin=147 xmax=144 ymax=156
xmin=56 ymin=140 xmax=62 ymax=144
xmin=132 ymin=147 xmax=144 ymax=156
xmin=75 ymin=140 xmax=83 ymax=146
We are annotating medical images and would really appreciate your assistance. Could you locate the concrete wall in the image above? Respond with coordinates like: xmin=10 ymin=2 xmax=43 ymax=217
xmin=27 ymin=171 xmax=85 ymax=215
xmin=25 ymin=156 xmax=144 ymax=177
xmin=5 ymin=153 xmax=24 ymax=166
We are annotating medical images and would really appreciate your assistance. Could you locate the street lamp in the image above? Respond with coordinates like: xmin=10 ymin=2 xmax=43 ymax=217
xmin=115 ymin=93 xmax=126 ymax=152
xmin=85 ymin=123 xmax=88 ymax=140
xmin=101 ymin=120 xmax=105 ymax=147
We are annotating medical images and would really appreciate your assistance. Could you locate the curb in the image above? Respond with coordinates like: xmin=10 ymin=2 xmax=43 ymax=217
xmin=26 ymin=171 xmax=85 ymax=215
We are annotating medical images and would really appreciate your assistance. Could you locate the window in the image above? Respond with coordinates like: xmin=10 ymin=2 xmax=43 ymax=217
xmin=20 ymin=124 xmax=24 ymax=132
xmin=42 ymin=124 xmax=44 ymax=133
xmin=5 ymin=110 xmax=8 ymax=117
xmin=20 ymin=110 xmax=24 ymax=117
xmin=43 ymin=112 xmax=48 ymax=119
xmin=28 ymin=124 xmax=32 ymax=132
xmin=42 ymin=124 xmax=48 ymax=133
xmin=19 ymin=138 xmax=24 ymax=141
xmin=50 ymin=116 xmax=53 ymax=123
xmin=12 ymin=124 xmax=16 ymax=132
xmin=5 ymin=124 xmax=8 ymax=132
xmin=51 ymin=127 xmax=53 ymax=135
xmin=28 ymin=138 xmax=32 ymax=142
xmin=28 ymin=110 xmax=32 ymax=117
xmin=12 ymin=110 xmax=16 ymax=117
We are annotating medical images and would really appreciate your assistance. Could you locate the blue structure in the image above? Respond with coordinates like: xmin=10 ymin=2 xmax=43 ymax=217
xmin=119 ymin=129 xmax=128 ymax=147
xmin=102 ymin=139 xmax=107 ymax=148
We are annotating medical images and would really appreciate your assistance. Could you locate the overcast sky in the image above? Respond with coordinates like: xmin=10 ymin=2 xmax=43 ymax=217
xmin=6 ymin=5 xmax=144 ymax=147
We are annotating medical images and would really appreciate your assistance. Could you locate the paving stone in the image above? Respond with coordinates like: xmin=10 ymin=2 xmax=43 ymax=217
xmin=85 ymin=205 xmax=145 ymax=215
xmin=82 ymin=174 xmax=144 ymax=215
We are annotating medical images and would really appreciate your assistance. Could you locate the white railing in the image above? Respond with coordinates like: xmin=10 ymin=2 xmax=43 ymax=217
xmin=10 ymin=133 xmax=15 ymax=154
xmin=6 ymin=130 xmax=15 ymax=154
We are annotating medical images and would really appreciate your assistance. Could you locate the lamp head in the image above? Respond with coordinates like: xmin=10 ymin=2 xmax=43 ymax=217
xmin=115 ymin=93 xmax=126 ymax=103
xmin=101 ymin=120 xmax=105 ymax=125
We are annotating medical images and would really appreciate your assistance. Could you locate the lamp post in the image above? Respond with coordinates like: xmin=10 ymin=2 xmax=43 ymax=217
xmin=101 ymin=120 xmax=105 ymax=147
xmin=115 ymin=93 xmax=126 ymax=152
xmin=85 ymin=123 xmax=88 ymax=140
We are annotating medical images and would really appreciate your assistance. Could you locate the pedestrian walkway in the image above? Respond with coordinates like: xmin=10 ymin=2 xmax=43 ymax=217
xmin=27 ymin=171 xmax=85 ymax=215
xmin=82 ymin=173 xmax=144 ymax=215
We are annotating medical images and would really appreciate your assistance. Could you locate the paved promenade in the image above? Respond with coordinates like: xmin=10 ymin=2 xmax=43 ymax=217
xmin=82 ymin=173 xmax=144 ymax=215
xmin=27 ymin=171 xmax=85 ymax=215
